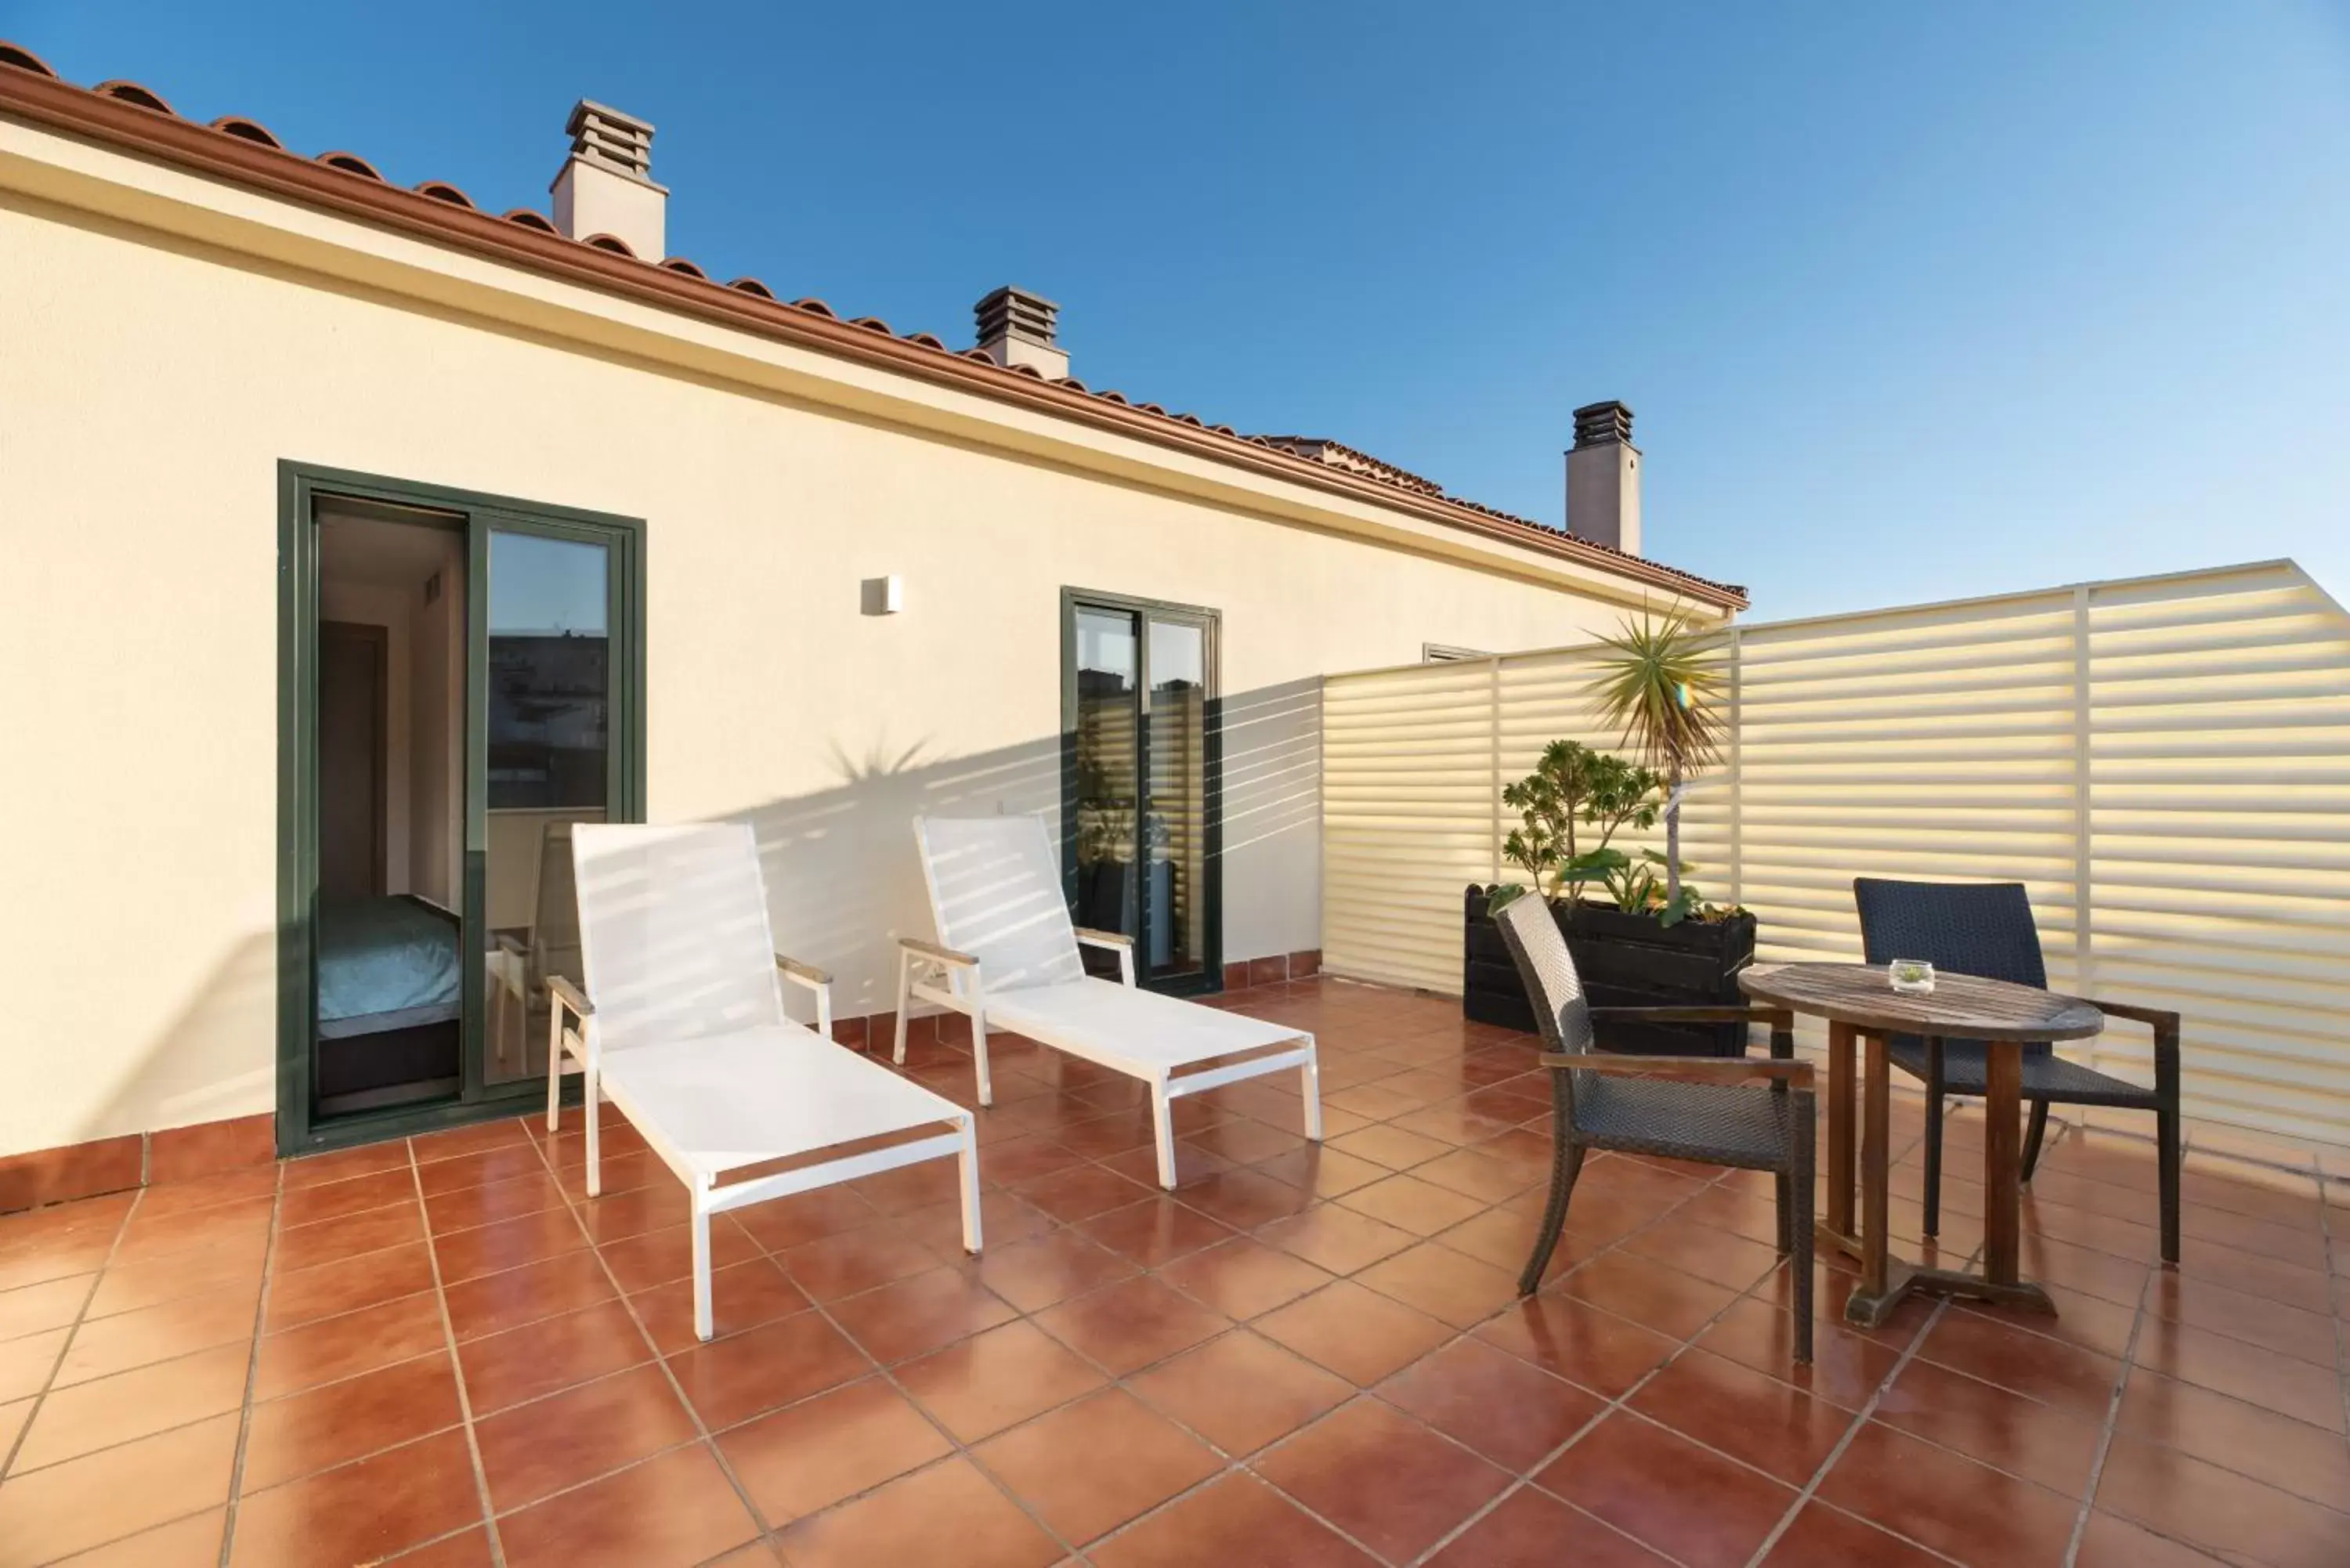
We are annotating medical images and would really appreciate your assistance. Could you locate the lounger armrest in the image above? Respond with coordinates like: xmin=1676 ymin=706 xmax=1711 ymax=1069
xmin=1074 ymin=927 xmax=1133 ymax=950
xmin=1539 ymin=1051 xmax=1813 ymax=1089
xmin=547 ymin=974 xmax=594 ymax=1021
xmin=900 ymin=938 xmax=979 ymax=969
xmin=775 ymin=954 xmax=832 ymax=990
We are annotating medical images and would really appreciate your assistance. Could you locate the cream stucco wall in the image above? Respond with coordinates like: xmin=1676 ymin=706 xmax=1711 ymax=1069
xmin=0 ymin=117 xmax=1728 ymax=1156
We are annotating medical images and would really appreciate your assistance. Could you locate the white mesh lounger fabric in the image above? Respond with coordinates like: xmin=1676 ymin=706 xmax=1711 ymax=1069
xmin=552 ymin=823 xmax=980 ymax=1341
xmin=899 ymin=815 xmax=1321 ymax=1189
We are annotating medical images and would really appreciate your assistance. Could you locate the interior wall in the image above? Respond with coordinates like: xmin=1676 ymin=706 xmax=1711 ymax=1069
xmin=408 ymin=539 xmax=463 ymax=906
xmin=0 ymin=184 xmax=1719 ymax=1154
xmin=315 ymin=580 xmax=412 ymax=894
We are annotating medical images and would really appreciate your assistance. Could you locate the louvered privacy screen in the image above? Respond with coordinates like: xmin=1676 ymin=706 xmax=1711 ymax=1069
xmin=1321 ymin=562 xmax=2350 ymax=1151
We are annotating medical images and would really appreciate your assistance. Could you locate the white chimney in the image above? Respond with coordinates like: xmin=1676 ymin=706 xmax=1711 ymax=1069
xmin=973 ymin=286 xmax=1069 ymax=379
xmin=549 ymin=100 xmax=666 ymax=260
xmin=1566 ymin=400 xmax=1641 ymax=556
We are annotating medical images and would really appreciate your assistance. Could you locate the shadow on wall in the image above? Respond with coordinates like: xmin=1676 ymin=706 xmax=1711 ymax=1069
xmin=742 ymin=675 xmax=1323 ymax=1023
xmin=62 ymin=679 xmax=1321 ymax=1147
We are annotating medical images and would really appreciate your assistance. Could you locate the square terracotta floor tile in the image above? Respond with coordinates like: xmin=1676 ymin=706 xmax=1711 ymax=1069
xmin=1185 ymin=1118 xmax=1308 ymax=1168
xmin=896 ymin=1189 xmax=1055 ymax=1256
xmin=2146 ymin=1270 xmax=2339 ymax=1367
xmin=1558 ymin=1246 xmax=1745 ymax=1341
xmin=1073 ymin=1196 xmax=1238 ymax=1266
xmin=270 ymin=1201 xmax=426 ymax=1274
xmin=1034 ymin=1275 xmax=1228 ymax=1375
xmin=1412 ymin=1147 xmax=1542 ymax=1206
xmin=1618 ymin=1213 xmax=1787 ymax=1295
xmin=727 ymin=1185 xmax=882 ymax=1252
xmin=280 ymin=1142 xmax=408 ymax=1190
xmin=1327 ymin=1124 xmax=1453 ymax=1172
xmin=0 ymin=1326 xmax=67 ymax=1404
xmin=1255 ymin=1205 xmax=1419 ymax=1276
xmin=431 ymin=1207 xmax=590 ymax=1287
xmin=1253 ymin=1280 xmax=1453 ymax=1386
xmin=239 ymin=1350 xmax=463 ymax=1493
xmin=828 ymin=1265 xmax=1018 ymax=1364
xmin=0 ymin=1411 xmax=237 ymax=1562
xmin=1353 ymin=1241 xmax=1521 ymax=1329
xmin=1813 ymin=1421 xmax=2084 ymax=1567
xmin=52 ymin=1281 xmax=260 ymax=1386
xmin=276 ymin=1168 xmax=414 ymax=1229
xmin=773 ymin=1456 xmax=1063 ymax=1568
xmin=975 ymin=1388 xmax=1223 ymax=1544
xmin=473 ymin=1362 xmax=697 ymax=1512
xmin=457 ymin=1298 xmax=652 ymax=1416
xmin=229 ymin=1429 xmax=479 ymax=1567
xmin=1156 ymin=1236 xmax=1332 ymax=1320
xmin=1010 ymin=1163 xmax=1155 ymax=1223
xmin=1128 ymin=1328 xmax=1353 ymax=1457
xmin=1255 ymin=1396 xmax=1510 ymax=1561
xmin=1871 ymin=1355 xmax=2106 ymax=1496
xmin=10 ymin=1341 xmax=250 ymax=1472
xmin=1914 ymin=1306 xmax=2126 ymax=1423
xmin=251 ymin=1288 xmax=445 ymax=1400
xmin=717 ymin=1375 xmax=953 ymax=1523
xmin=2092 ymin=1429 xmax=2350 ymax=1566
xmin=1696 ymin=1295 xmax=1903 ymax=1409
xmin=1379 ymin=1335 xmax=1606 ymax=1471
xmin=423 ymin=1172 xmax=571 ymax=1237
xmin=442 ymin=1249 xmax=616 ymax=1342
xmin=897 ymin=1320 xmax=1108 ymax=1443
xmin=1426 ymin=1486 xmax=1672 ymax=1567
xmin=85 ymin=1237 xmax=266 ymax=1321
xmin=2132 ymin=1311 xmax=2349 ymax=1433
xmin=1760 ymin=1501 xmax=1950 ymax=1566
xmin=112 ymin=1198 xmax=274 ymax=1266
xmin=666 ymin=1309 xmax=869 ymax=1431
xmin=1474 ymin=1293 xmax=1681 ymax=1399
xmin=626 ymin=1254 xmax=810 ymax=1355
xmin=2073 ymin=1508 xmax=2243 ymax=1567
xmin=2113 ymin=1364 xmax=2350 ymax=1510
xmin=1086 ymin=1472 xmax=1377 ymax=1568
xmin=46 ymin=1508 xmax=229 ymax=1566
xmin=769 ymin=1220 xmax=937 ymax=1302
xmin=1537 ymin=1410 xmax=1797 ymax=1568
xmin=0 ymin=1274 xmax=99 ymax=1342
xmin=972 ymin=1228 xmax=1139 ymax=1313
xmin=972 ymin=1133 xmax=1090 ymax=1188
xmin=262 ymin=1241 xmax=436 ymax=1332
xmin=496 ymin=1443 xmax=757 ymax=1568
xmin=1628 ymin=1347 xmax=1858 ymax=1486
xmin=1172 ymin=1169 xmax=1318 ymax=1231
xmin=1335 ymin=1174 xmax=1491 ymax=1237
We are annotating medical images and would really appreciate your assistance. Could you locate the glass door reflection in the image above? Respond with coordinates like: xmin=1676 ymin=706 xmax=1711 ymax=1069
xmin=482 ymin=529 xmax=612 ymax=1085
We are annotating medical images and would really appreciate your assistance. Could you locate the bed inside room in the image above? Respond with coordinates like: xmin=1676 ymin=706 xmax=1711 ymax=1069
xmin=314 ymin=506 xmax=467 ymax=1116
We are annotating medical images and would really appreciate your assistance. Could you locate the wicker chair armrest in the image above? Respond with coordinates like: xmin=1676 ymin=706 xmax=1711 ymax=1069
xmin=2083 ymin=998 xmax=2180 ymax=1034
xmin=1073 ymin=927 xmax=1133 ymax=950
xmin=1539 ymin=1051 xmax=1813 ymax=1088
xmin=546 ymin=974 xmax=594 ymax=1021
xmin=900 ymin=938 xmax=979 ymax=969
xmin=2082 ymin=997 xmax=2182 ymax=1094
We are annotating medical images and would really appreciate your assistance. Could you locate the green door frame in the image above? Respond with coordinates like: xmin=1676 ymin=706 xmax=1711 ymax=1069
xmin=276 ymin=461 xmax=646 ymax=1158
xmin=1058 ymin=587 xmax=1223 ymax=995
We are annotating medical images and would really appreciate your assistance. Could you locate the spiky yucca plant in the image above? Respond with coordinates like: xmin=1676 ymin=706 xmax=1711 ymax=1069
xmin=1587 ymin=608 xmax=1725 ymax=907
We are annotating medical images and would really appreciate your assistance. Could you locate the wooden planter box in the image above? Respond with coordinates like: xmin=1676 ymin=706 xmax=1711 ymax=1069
xmin=1462 ymin=885 xmax=1759 ymax=1057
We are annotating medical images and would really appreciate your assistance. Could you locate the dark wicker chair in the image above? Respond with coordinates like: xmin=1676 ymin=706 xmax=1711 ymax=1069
xmin=1493 ymin=894 xmax=1818 ymax=1361
xmin=1853 ymin=879 xmax=2182 ymax=1263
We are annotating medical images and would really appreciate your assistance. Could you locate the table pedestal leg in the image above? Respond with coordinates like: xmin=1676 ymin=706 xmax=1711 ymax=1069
xmin=1825 ymin=1020 xmax=1856 ymax=1237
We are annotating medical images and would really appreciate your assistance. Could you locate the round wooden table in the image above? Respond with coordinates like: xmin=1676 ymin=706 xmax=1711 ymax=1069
xmin=1738 ymin=963 xmax=2104 ymax=1328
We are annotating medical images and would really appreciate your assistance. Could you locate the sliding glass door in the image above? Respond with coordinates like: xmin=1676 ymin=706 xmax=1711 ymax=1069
xmin=278 ymin=464 xmax=643 ymax=1155
xmin=1064 ymin=591 xmax=1220 ymax=992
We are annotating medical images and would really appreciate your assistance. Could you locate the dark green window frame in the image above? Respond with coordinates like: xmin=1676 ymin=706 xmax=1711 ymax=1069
xmin=1058 ymin=586 xmax=1224 ymax=995
xmin=276 ymin=461 xmax=646 ymax=1158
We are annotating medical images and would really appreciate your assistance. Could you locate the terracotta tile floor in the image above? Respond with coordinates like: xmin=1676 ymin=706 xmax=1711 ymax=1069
xmin=4 ymin=977 xmax=2349 ymax=1566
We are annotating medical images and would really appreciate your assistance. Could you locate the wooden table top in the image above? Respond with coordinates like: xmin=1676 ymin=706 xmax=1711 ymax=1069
xmin=1739 ymin=962 xmax=2104 ymax=1041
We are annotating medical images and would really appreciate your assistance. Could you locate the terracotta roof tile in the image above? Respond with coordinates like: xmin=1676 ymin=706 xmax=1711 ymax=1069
xmin=0 ymin=42 xmax=1746 ymax=606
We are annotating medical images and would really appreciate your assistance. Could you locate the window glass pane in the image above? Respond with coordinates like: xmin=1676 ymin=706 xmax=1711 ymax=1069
xmin=1147 ymin=620 xmax=1206 ymax=976
xmin=1073 ymin=609 xmax=1140 ymax=939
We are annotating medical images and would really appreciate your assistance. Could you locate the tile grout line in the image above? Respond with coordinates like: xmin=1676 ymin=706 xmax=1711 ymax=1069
xmin=0 ymin=1186 xmax=145 ymax=1498
xmin=2316 ymin=1180 xmax=2350 ymax=1450
xmin=214 ymin=1158 xmax=289 ymax=1568
xmin=2059 ymin=1255 xmax=2154 ymax=1566
xmin=405 ymin=1136 xmax=512 ymax=1568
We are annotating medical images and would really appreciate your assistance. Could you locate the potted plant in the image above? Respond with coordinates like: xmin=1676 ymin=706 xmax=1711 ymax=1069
xmin=1463 ymin=611 xmax=1756 ymax=1055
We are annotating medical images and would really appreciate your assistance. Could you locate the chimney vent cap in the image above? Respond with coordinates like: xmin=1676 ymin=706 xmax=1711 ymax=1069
xmin=563 ymin=99 xmax=656 ymax=182
xmin=1572 ymin=400 xmax=1635 ymax=449
xmin=974 ymin=284 xmax=1061 ymax=348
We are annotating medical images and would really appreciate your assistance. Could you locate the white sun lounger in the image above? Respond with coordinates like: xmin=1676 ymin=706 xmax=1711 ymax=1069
xmin=551 ymin=823 xmax=980 ymax=1340
xmin=898 ymin=815 xmax=1320 ymax=1189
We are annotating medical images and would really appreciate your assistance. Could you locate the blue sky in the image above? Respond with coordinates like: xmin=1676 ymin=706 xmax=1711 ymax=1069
xmin=12 ymin=2 xmax=2348 ymax=619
